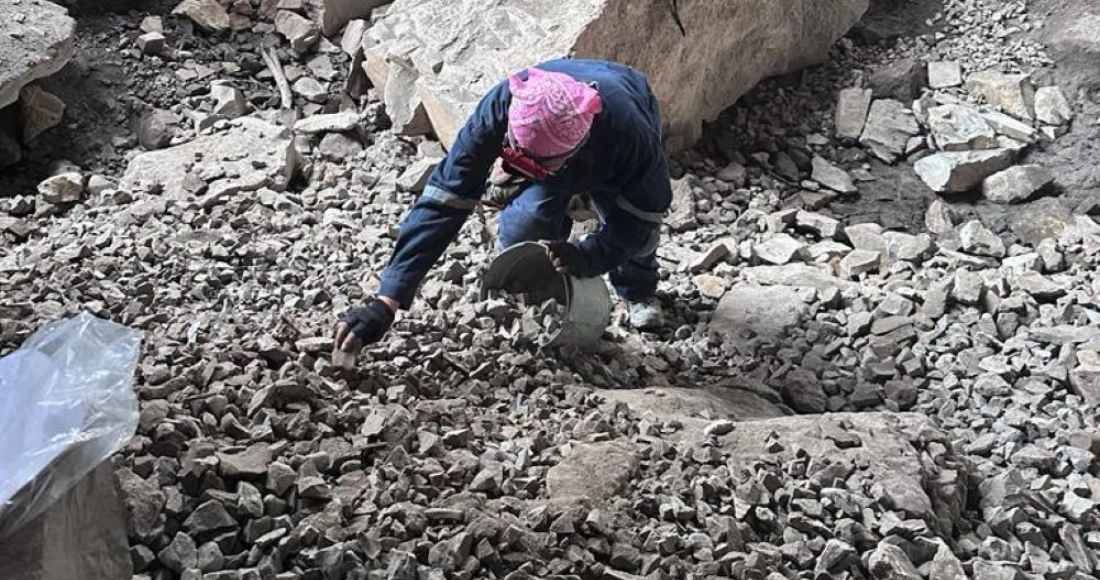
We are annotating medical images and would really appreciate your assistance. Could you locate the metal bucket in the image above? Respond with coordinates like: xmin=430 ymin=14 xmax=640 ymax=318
xmin=480 ymin=242 xmax=611 ymax=348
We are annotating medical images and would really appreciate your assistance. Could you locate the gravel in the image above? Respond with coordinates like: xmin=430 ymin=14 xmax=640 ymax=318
xmin=1 ymin=0 xmax=1098 ymax=579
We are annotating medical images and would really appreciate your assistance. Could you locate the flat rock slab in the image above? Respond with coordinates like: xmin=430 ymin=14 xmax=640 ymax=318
xmin=360 ymin=0 xmax=868 ymax=150
xmin=121 ymin=117 xmax=299 ymax=199
xmin=0 ymin=462 xmax=130 ymax=580
xmin=709 ymin=283 xmax=813 ymax=347
xmin=717 ymin=412 xmax=966 ymax=535
xmin=741 ymin=264 xmax=857 ymax=292
xmin=0 ymin=0 xmax=76 ymax=109
xmin=546 ymin=441 xmax=639 ymax=503
xmin=597 ymin=385 xmax=785 ymax=426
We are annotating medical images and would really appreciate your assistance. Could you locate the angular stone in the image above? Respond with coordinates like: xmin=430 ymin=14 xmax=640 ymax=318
xmin=317 ymin=132 xmax=363 ymax=161
xmin=925 ymin=199 xmax=959 ymax=236
xmin=782 ymin=371 xmax=827 ymax=413
xmin=210 ymin=84 xmax=247 ymax=118
xmin=362 ymin=0 xmax=869 ymax=150
xmin=547 ymin=441 xmax=639 ymax=502
xmin=666 ymin=176 xmax=698 ymax=232
xmin=20 ymin=85 xmax=65 ymax=142
xmin=716 ymin=162 xmax=748 ymax=188
xmin=952 ymin=269 xmax=983 ymax=305
xmin=217 ymin=444 xmax=272 ymax=478
xmin=870 ymin=58 xmax=926 ymax=101
xmin=928 ymin=61 xmax=962 ymax=89
xmin=883 ymin=231 xmax=932 ymax=263
xmin=795 ymin=211 xmax=841 ymax=239
xmin=979 ymin=110 xmax=1038 ymax=143
xmin=966 ymin=70 xmax=1036 ymax=120
xmin=694 ymin=274 xmax=730 ymax=300
xmin=137 ymin=108 xmax=178 ymax=150
xmin=117 ymin=468 xmax=165 ymax=540
xmin=869 ymin=543 xmax=921 ymax=580
xmin=982 ymin=165 xmax=1053 ymax=204
xmin=860 ymin=99 xmax=921 ymax=163
xmin=37 ymin=172 xmax=84 ymax=204
xmin=709 ymin=283 xmax=811 ymax=348
xmin=914 ymin=149 xmax=1016 ymax=193
xmin=835 ymin=87 xmax=873 ymax=141
xmin=1069 ymin=365 xmax=1100 ymax=405
xmin=959 ymin=221 xmax=1006 ymax=258
xmin=754 ymin=234 xmax=806 ymax=265
xmin=184 ymin=500 xmax=236 ymax=538
xmin=275 ymin=10 xmax=320 ymax=53
xmin=811 ymin=156 xmax=857 ymax=193
xmin=397 ymin=157 xmax=439 ymax=193
xmin=1034 ymin=86 xmax=1073 ymax=126
xmin=292 ymin=77 xmax=327 ymax=103
xmin=294 ymin=111 xmax=362 ymax=134
xmin=839 ymin=249 xmax=880 ymax=279
xmin=121 ymin=118 xmax=299 ymax=198
xmin=1011 ymin=198 xmax=1074 ymax=246
xmin=927 ymin=104 xmax=998 ymax=151
xmin=0 ymin=0 xmax=75 ymax=110
xmin=158 ymin=532 xmax=198 ymax=574
xmin=136 ymin=32 xmax=166 ymax=55
xmin=173 ymin=0 xmax=231 ymax=33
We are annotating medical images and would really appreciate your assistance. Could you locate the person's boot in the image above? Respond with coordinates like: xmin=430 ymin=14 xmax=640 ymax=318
xmin=628 ymin=297 xmax=664 ymax=331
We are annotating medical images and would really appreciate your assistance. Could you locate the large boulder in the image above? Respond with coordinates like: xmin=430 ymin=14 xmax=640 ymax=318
xmin=0 ymin=463 xmax=131 ymax=580
xmin=0 ymin=0 xmax=75 ymax=110
xmin=358 ymin=0 xmax=869 ymax=149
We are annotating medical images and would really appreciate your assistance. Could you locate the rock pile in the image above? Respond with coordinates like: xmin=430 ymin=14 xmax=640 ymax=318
xmin=1 ymin=0 xmax=1099 ymax=579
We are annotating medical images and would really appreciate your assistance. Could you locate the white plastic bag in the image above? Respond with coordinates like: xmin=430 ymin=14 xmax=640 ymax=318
xmin=0 ymin=312 xmax=142 ymax=538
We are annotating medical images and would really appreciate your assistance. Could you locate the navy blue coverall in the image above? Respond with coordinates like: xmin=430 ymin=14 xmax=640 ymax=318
xmin=378 ymin=59 xmax=673 ymax=309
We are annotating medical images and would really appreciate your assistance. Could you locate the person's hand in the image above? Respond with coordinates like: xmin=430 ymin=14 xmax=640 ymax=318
xmin=334 ymin=297 xmax=398 ymax=352
xmin=543 ymin=240 xmax=586 ymax=276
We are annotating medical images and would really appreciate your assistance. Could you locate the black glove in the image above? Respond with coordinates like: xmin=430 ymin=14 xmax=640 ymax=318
xmin=544 ymin=240 xmax=592 ymax=277
xmin=340 ymin=298 xmax=395 ymax=345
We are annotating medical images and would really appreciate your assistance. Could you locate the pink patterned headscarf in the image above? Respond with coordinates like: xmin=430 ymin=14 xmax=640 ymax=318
xmin=507 ymin=68 xmax=603 ymax=159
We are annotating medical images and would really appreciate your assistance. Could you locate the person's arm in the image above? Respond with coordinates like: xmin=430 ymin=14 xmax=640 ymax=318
xmin=336 ymin=82 xmax=510 ymax=352
xmin=377 ymin=82 xmax=511 ymax=309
